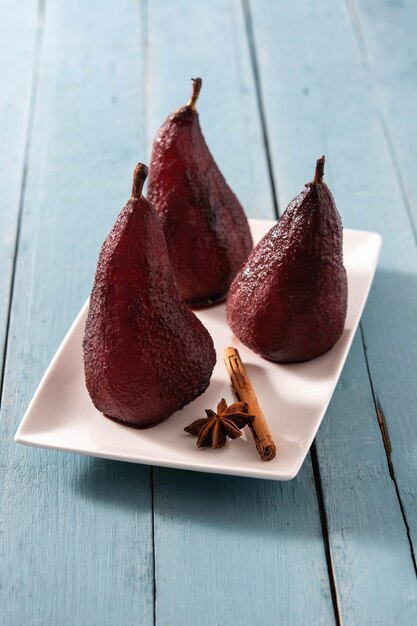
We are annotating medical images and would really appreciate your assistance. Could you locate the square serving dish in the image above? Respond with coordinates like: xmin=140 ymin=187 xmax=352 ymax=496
xmin=15 ymin=219 xmax=381 ymax=480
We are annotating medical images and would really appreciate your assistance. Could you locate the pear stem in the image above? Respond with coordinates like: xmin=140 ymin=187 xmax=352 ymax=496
xmin=187 ymin=77 xmax=202 ymax=110
xmin=313 ymin=155 xmax=325 ymax=184
xmin=131 ymin=163 xmax=148 ymax=199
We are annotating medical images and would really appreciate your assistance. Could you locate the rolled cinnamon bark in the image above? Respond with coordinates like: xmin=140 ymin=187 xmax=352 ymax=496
xmin=223 ymin=347 xmax=277 ymax=461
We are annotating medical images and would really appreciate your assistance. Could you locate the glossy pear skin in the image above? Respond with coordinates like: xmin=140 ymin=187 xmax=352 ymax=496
xmin=83 ymin=164 xmax=216 ymax=427
xmin=147 ymin=78 xmax=253 ymax=307
xmin=227 ymin=158 xmax=347 ymax=363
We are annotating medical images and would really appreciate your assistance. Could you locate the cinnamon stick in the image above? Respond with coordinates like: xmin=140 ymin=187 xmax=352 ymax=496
xmin=223 ymin=347 xmax=277 ymax=461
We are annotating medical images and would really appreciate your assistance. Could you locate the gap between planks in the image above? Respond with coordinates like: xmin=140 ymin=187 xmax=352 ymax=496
xmin=242 ymin=1 xmax=343 ymax=622
xmin=346 ymin=0 xmax=417 ymax=576
xmin=241 ymin=0 xmax=280 ymax=219
xmin=311 ymin=442 xmax=343 ymax=626
xmin=360 ymin=326 xmax=417 ymax=577
xmin=141 ymin=0 xmax=150 ymax=162
xmin=0 ymin=0 xmax=46 ymax=406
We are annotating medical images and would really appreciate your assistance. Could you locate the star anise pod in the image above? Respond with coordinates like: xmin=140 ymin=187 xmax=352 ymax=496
xmin=184 ymin=398 xmax=255 ymax=449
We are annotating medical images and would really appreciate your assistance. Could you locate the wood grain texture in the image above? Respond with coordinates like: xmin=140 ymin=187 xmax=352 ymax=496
xmin=0 ymin=0 xmax=39 ymax=373
xmin=319 ymin=334 xmax=417 ymax=623
xmin=2 ymin=0 xmax=417 ymax=624
xmin=348 ymin=0 xmax=417 ymax=552
xmin=248 ymin=0 xmax=417 ymax=621
xmin=154 ymin=467 xmax=335 ymax=626
xmin=0 ymin=1 xmax=154 ymax=624
xmin=350 ymin=0 xmax=417 ymax=236
xmin=146 ymin=2 xmax=335 ymax=624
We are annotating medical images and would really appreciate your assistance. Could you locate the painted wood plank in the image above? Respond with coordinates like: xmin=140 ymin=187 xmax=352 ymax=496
xmin=146 ymin=2 xmax=335 ymax=624
xmin=0 ymin=1 xmax=154 ymax=624
xmin=154 ymin=467 xmax=335 ymax=626
xmin=351 ymin=0 xmax=417 ymax=234
xmin=320 ymin=334 xmax=417 ymax=622
xmin=0 ymin=0 xmax=38 ymax=372
xmin=248 ymin=0 xmax=417 ymax=622
xmin=349 ymin=0 xmax=417 ymax=550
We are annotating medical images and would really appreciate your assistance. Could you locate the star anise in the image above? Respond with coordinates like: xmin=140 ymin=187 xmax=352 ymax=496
xmin=184 ymin=398 xmax=255 ymax=449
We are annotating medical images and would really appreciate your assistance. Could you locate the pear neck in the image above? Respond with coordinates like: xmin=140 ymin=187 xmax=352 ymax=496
xmin=131 ymin=163 xmax=148 ymax=199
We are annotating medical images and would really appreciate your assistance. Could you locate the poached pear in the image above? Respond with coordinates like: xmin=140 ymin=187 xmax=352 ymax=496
xmin=147 ymin=78 xmax=253 ymax=308
xmin=227 ymin=157 xmax=347 ymax=363
xmin=83 ymin=163 xmax=216 ymax=427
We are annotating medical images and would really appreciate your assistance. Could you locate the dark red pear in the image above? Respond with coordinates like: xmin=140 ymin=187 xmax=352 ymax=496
xmin=83 ymin=163 xmax=216 ymax=427
xmin=227 ymin=156 xmax=347 ymax=363
xmin=147 ymin=78 xmax=253 ymax=308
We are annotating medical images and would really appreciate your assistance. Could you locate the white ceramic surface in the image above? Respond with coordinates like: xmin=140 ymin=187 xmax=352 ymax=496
xmin=15 ymin=219 xmax=381 ymax=480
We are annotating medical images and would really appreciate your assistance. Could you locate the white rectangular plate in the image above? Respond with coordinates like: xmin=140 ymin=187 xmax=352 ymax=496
xmin=15 ymin=219 xmax=381 ymax=480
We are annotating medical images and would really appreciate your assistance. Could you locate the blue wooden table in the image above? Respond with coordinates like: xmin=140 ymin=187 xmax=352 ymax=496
xmin=1 ymin=1 xmax=417 ymax=624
